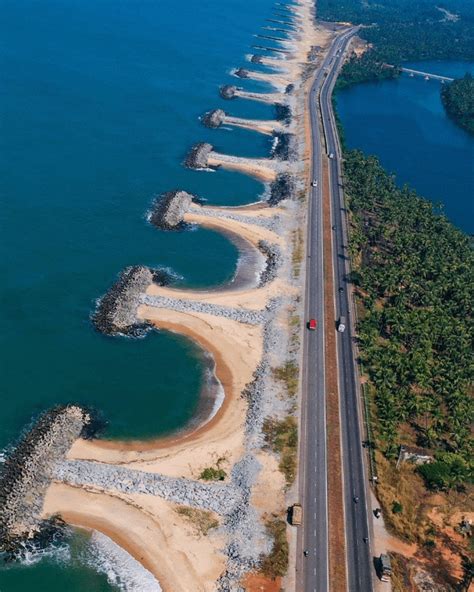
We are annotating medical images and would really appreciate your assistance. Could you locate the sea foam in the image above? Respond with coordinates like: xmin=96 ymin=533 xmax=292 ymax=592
xmin=84 ymin=531 xmax=162 ymax=592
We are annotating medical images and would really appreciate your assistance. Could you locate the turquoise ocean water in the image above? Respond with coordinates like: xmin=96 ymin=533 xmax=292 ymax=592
xmin=0 ymin=0 xmax=281 ymax=588
xmin=1 ymin=1 xmax=473 ymax=588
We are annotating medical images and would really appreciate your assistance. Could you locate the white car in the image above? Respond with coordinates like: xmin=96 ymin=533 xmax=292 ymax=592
xmin=311 ymin=179 xmax=318 ymax=187
xmin=329 ymin=152 xmax=335 ymax=159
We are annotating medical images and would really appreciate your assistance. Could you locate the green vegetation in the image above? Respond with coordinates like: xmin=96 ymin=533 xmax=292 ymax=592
xmin=273 ymin=360 xmax=299 ymax=397
xmin=392 ymin=501 xmax=403 ymax=514
xmin=336 ymin=53 xmax=400 ymax=90
xmin=175 ymin=506 xmax=219 ymax=536
xmin=343 ymin=149 xmax=473 ymax=489
xmin=263 ymin=416 xmax=298 ymax=486
xmin=199 ymin=457 xmax=227 ymax=481
xmin=320 ymin=0 xmax=474 ymax=87
xmin=418 ymin=452 xmax=472 ymax=491
xmin=199 ymin=467 xmax=226 ymax=481
xmin=441 ymin=73 xmax=474 ymax=134
xmin=259 ymin=517 xmax=289 ymax=578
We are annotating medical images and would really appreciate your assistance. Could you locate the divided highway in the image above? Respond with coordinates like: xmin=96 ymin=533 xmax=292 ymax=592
xmin=297 ymin=27 xmax=374 ymax=592
xmin=319 ymin=29 xmax=374 ymax=592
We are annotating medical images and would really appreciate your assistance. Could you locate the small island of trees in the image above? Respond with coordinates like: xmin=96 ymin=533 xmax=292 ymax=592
xmin=441 ymin=73 xmax=474 ymax=134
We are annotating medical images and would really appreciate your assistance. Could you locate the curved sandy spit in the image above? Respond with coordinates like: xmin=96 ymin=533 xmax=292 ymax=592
xmin=43 ymin=483 xmax=224 ymax=592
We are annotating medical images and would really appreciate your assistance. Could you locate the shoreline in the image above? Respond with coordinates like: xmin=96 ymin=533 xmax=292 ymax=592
xmin=73 ymin=317 xmax=239 ymax=454
xmin=35 ymin=3 xmax=335 ymax=590
xmin=77 ymin=211 xmax=277 ymax=453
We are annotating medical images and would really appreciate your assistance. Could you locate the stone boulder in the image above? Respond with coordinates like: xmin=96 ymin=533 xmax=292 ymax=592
xmin=0 ymin=405 xmax=91 ymax=553
xmin=220 ymin=85 xmax=237 ymax=100
xmin=185 ymin=143 xmax=213 ymax=169
xmin=149 ymin=191 xmax=194 ymax=230
xmin=271 ymin=132 xmax=297 ymax=160
xmin=92 ymin=266 xmax=154 ymax=336
xmin=268 ymin=173 xmax=295 ymax=206
xmin=234 ymin=68 xmax=249 ymax=79
xmin=201 ymin=109 xmax=226 ymax=129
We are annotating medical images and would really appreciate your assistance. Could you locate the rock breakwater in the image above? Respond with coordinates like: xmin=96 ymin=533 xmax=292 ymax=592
xmin=201 ymin=109 xmax=226 ymax=129
xmin=220 ymin=85 xmax=238 ymax=100
xmin=275 ymin=104 xmax=292 ymax=124
xmin=141 ymin=294 xmax=266 ymax=326
xmin=93 ymin=266 xmax=162 ymax=336
xmin=271 ymin=132 xmax=297 ymax=160
xmin=148 ymin=190 xmax=194 ymax=230
xmin=269 ymin=173 xmax=295 ymax=205
xmin=185 ymin=143 xmax=213 ymax=170
xmin=257 ymin=241 xmax=282 ymax=287
xmin=234 ymin=68 xmax=249 ymax=79
xmin=55 ymin=460 xmax=240 ymax=516
xmin=0 ymin=405 xmax=91 ymax=553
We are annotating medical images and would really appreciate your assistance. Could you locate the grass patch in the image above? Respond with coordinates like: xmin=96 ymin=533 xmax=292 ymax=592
xmin=260 ymin=517 xmax=289 ymax=579
xmin=291 ymin=229 xmax=304 ymax=278
xmin=263 ymin=416 xmax=298 ymax=486
xmin=272 ymin=361 xmax=299 ymax=398
xmin=389 ymin=553 xmax=412 ymax=592
xmin=175 ymin=506 xmax=219 ymax=537
xmin=374 ymin=452 xmax=429 ymax=543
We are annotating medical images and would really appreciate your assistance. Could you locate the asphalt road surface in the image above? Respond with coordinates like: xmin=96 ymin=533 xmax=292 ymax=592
xmin=297 ymin=26 xmax=374 ymax=592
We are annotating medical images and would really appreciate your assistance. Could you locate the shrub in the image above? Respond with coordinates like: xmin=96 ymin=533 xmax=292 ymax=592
xmin=392 ymin=501 xmax=403 ymax=514
xmin=199 ymin=467 xmax=227 ymax=481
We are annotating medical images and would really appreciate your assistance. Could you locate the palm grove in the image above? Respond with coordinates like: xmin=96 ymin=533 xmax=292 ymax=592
xmin=344 ymin=151 xmax=473 ymax=491
xmin=319 ymin=0 xmax=474 ymax=493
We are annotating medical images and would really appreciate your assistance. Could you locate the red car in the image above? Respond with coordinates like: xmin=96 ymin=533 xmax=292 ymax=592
xmin=308 ymin=318 xmax=317 ymax=331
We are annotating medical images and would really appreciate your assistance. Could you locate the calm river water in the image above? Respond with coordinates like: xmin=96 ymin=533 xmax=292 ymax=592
xmin=336 ymin=60 xmax=474 ymax=234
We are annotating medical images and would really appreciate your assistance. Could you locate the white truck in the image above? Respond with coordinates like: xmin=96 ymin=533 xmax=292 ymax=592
xmin=337 ymin=316 xmax=346 ymax=333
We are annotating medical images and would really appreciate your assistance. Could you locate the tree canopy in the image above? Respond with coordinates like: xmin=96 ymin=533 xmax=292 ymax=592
xmin=343 ymin=150 xmax=473 ymax=489
xmin=320 ymin=0 xmax=474 ymax=86
xmin=441 ymin=73 xmax=474 ymax=134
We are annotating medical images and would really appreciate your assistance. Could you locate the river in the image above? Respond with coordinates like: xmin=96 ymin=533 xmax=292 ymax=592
xmin=336 ymin=60 xmax=474 ymax=234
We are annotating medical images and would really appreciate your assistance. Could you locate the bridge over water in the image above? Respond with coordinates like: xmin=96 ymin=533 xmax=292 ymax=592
xmin=400 ymin=67 xmax=454 ymax=82
xmin=385 ymin=64 xmax=454 ymax=82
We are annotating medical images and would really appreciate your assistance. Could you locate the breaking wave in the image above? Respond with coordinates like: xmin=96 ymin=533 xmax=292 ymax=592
xmin=83 ymin=531 xmax=162 ymax=592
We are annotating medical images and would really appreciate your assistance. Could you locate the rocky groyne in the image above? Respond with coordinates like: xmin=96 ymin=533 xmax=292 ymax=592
xmin=271 ymin=132 xmax=297 ymax=160
xmin=269 ymin=173 xmax=295 ymax=205
xmin=141 ymin=294 xmax=265 ymax=325
xmin=201 ymin=109 xmax=226 ymax=129
xmin=0 ymin=405 xmax=91 ymax=553
xmin=185 ymin=142 xmax=213 ymax=169
xmin=257 ymin=241 xmax=282 ymax=287
xmin=275 ymin=104 xmax=292 ymax=124
xmin=93 ymin=266 xmax=159 ymax=336
xmin=148 ymin=190 xmax=194 ymax=230
xmin=234 ymin=68 xmax=249 ymax=79
xmin=220 ymin=85 xmax=238 ymax=100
